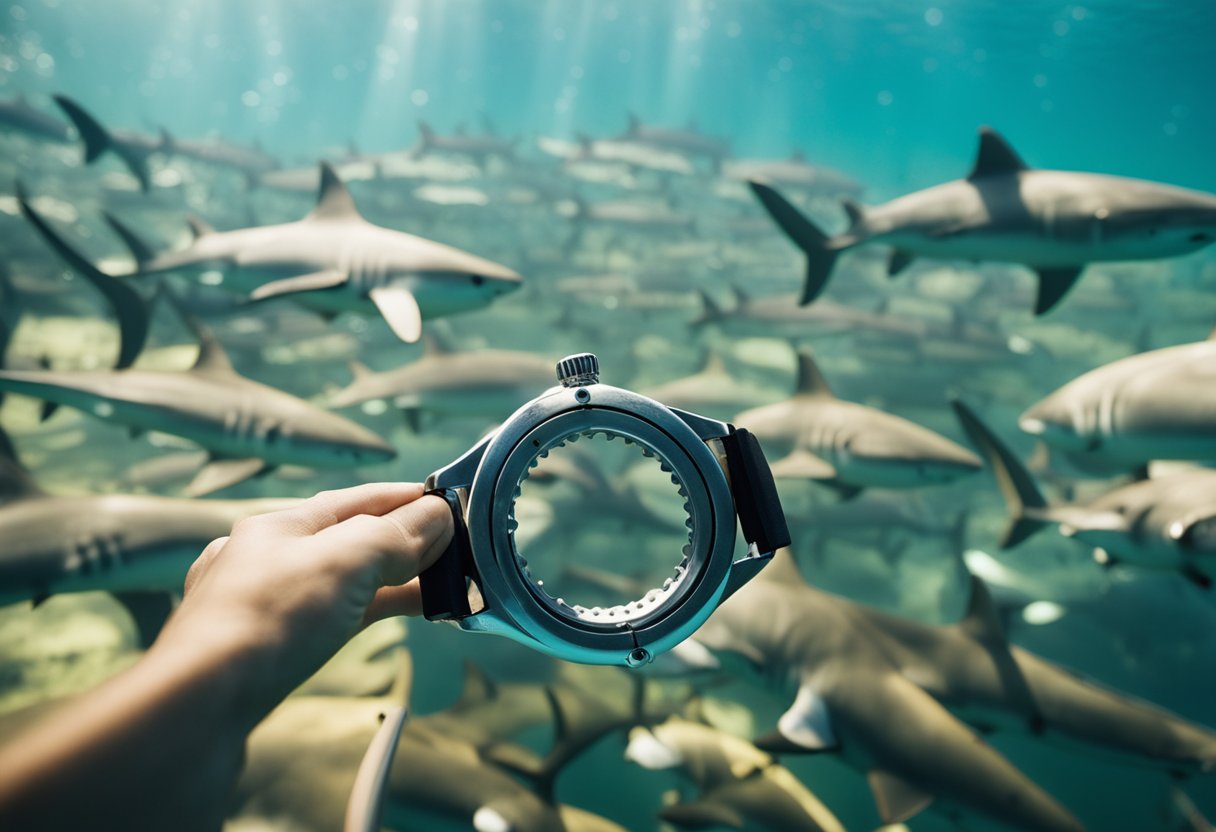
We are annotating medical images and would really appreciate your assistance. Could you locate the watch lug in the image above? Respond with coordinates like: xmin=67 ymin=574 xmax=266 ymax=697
xmin=720 ymin=544 xmax=774 ymax=603
xmin=425 ymin=432 xmax=494 ymax=491
xmin=668 ymin=407 xmax=731 ymax=442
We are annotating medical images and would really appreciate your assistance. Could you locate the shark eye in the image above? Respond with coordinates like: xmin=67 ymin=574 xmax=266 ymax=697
xmin=471 ymin=274 xmax=485 ymax=286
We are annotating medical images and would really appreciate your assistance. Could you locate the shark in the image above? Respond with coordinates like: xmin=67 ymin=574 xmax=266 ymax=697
xmin=53 ymin=94 xmax=164 ymax=192
xmin=0 ymin=424 xmax=295 ymax=645
xmin=0 ymin=93 xmax=72 ymax=142
xmin=234 ymin=657 xmax=627 ymax=832
xmin=734 ymin=349 xmax=981 ymax=497
xmin=414 ymin=119 xmax=518 ymax=164
xmin=690 ymin=286 xmax=923 ymax=341
xmin=95 ymin=162 xmax=523 ymax=343
xmin=157 ymin=128 xmax=279 ymax=182
xmin=326 ymin=335 xmax=553 ymax=429
xmin=750 ymin=126 xmax=1216 ymax=312
xmin=638 ymin=350 xmax=779 ymax=421
xmin=6 ymin=199 xmax=395 ymax=496
xmin=666 ymin=549 xmax=1216 ymax=831
xmin=723 ymin=150 xmax=861 ymax=197
xmin=1018 ymin=330 xmax=1216 ymax=472
xmin=624 ymin=713 xmax=846 ymax=832
xmin=616 ymin=113 xmax=730 ymax=169
xmin=954 ymin=398 xmax=1216 ymax=588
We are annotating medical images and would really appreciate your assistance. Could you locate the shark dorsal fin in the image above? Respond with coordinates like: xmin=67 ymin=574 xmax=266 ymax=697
xmin=186 ymin=215 xmax=214 ymax=240
xmin=387 ymin=648 xmax=413 ymax=705
xmin=794 ymin=349 xmax=834 ymax=397
xmin=958 ymin=575 xmax=1007 ymax=644
xmin=455 ymin=661 xmax=497 ymax=709
xmin=191 ymin=325 xmax=236 ymax=375
xmin=968 ymin=127 xmax=1027 ymax=180
xmin=841 ymin=198 xmax=866 ymax=232
xmin=0 ymin=425 xmax=43 ymax=503
xmin=420 ymin=329 xmax=451 ymax=357
xmin=348 ymin=360 xmax=374 ymax=382
xmin=309 ymin=162 xmax=361 ymax=221
xmin=867 ymin=769 xmax=934 ymax=824
xmin=701 ymin=349 xmax=726 ymax=375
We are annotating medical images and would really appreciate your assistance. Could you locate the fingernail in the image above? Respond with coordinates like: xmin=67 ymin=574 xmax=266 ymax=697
xmin=414 ymin=495 xmax=454 ymax=569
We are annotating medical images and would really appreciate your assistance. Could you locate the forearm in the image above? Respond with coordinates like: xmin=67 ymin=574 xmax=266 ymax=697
xmin=0 ymin=617 xmax=271 ymax=832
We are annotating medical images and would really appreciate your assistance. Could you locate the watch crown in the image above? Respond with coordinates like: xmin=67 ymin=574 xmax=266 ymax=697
xmin=556 ymin=352 xmax=599 ymax=387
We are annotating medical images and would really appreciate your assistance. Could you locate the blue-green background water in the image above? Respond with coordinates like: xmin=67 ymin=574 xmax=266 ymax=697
xmin=5 ymin=0 xmax=1215 ymax=194
xmin=3 ymin=1 xmax=1216 ymax=831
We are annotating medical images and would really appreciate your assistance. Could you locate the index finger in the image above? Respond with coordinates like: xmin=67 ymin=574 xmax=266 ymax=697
xmin=265 ymin=483 xmax=426 ymax=536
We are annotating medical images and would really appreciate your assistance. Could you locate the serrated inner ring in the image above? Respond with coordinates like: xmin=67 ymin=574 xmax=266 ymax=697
xmin=507 ymin=427 xmax=695 ymax=624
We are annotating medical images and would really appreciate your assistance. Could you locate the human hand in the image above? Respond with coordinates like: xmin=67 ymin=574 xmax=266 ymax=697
xmin=157 ymin=482 xmax=452 ymax=722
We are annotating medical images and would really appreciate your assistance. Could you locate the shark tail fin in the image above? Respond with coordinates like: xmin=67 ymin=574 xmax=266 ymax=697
xmin=748 ymin=180 xmax=841 ymax=305
xmin=525 ymin=679 xmax=658 ymax=804
xmin=186 ymin=215 xmax=215 ymax=240
xmin=102 ymin=212 xmax=157 ymax=270
xmin=951 ymin=399 xmax=1050 ymax=549
xmin=343 ymin=648 xmax=412 ymax=827
xmin=53 ymin=95 xmax=111 ymax=164
xmin=17 ymin=183 xmax=149 ymax=370
xmin=0 ymin=422 xmax=44 ymax=504
xmin=689 ymin=289 xmax=723 ymax=329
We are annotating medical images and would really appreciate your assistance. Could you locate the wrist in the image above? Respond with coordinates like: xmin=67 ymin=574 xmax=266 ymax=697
xmin=148 ymin=603 xmax=287 ymax=734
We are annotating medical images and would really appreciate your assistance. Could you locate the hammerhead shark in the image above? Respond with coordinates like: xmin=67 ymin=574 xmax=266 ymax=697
xmin=667 ymin=550 xmax=1216 ymax=830
xmin=735 ymin=349 xmax=981 ymax=498
xmin=1019 ymin=329 xmax=1216 ymax=472
xmin=751 ymin=126 xmax=1216 ymax=312
xmin=955 ymin=399 xmax=1216 ymax=588
xmin=625 ymin=712 xmax=846 ymax=832
xmin=52 ymin=163 xmax=522 ymax=344
xmin=0 ymin=424 xmax=295 ymax=645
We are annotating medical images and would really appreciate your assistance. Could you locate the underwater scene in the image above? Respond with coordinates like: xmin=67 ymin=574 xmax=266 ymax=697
xmin=1 ymin=0 xmax=1216 ymax=829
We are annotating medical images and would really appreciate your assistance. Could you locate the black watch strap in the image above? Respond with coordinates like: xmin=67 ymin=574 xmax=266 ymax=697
xmin=419 ymin=488 xmax=474 ymax=621
xmin=721 ymin=427 xmax=791 ymax=555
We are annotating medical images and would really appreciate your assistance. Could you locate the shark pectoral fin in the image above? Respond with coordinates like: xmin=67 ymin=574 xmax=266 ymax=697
xmin=369 ymin=286 xmax=423 ymax=344
xmin=249 ymin=269 xmax=349 ymax=302
xmin=185 ymin=457 xmax=272 ymax=497
xmin=481 ymin=741 xmax=544 ymax=778
xmin=771 ymin=683 xmax=839 ymax=754
xmin=888 ymin=249 xmax=915 ymax=278
xmin=770 ymin=448 xmax=837 ymax=481
xmin=659 ymin=799 xmax=745 ymax=830
xmin=867 ymin=769 xmax=934 ymax=824
xmin=39 ymin=401 xmax=59 ymax=423
xmin=1033 ymin=266 xmax=1084 ymax=315
xmin=1182 ymin=564 xmax=1213 ymax=590
xmin=345 ymin=705 xmax=407 ymax=832
xmin=822 ymin=480 xmax=865 ymax=501
xmin=111 ymin=590 xmax=177 ymax=649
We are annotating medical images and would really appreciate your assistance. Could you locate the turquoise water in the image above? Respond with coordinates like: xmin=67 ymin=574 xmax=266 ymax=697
xmin=6 ymin=0 xmax=1215 ymax=191
xmin=2 ymin=1 xmax=1216 ymax=831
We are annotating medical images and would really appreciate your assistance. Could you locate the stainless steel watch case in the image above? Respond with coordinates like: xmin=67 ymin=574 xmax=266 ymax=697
xmin=420 ymin=366 xmax=788 ymax=668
